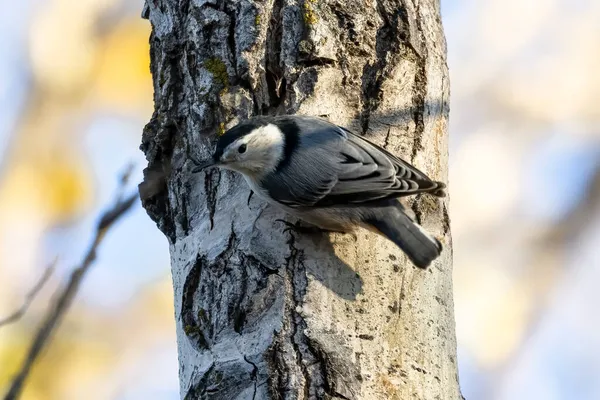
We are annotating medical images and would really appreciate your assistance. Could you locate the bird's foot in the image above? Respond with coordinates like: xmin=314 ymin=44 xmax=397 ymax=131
xmin=275 ymin=219 xmax=323 ymax=236
xmin=275 ymin=219 xmax=357 ymax=241
xmin=247 ymin=190 xmax=254 ymax=206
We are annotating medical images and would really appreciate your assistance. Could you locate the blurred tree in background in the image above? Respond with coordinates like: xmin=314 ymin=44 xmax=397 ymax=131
xmin=0 ymin=1 xmax=176 ymax=398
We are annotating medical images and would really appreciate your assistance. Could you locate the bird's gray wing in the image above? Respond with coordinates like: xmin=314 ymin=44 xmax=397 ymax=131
xmin=261 ymin=117 xmax=444 ymax=208
xmin=317 ymin=129 xmax=445 ymax=205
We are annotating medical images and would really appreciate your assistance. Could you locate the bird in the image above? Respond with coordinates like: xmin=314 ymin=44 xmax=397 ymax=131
xmin=192 ymin=115 xmax=446 ymax=268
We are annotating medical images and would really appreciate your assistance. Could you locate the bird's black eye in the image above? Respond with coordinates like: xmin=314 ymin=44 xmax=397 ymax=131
xmin=238 ymin=143 xmax=247 ymax=154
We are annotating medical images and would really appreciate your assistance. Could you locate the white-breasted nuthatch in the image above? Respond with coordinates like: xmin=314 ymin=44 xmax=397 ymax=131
xmin=193 ymin=115 xmax=446 ymax=268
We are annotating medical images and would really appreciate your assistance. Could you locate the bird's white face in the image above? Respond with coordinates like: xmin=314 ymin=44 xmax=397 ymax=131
xmin=218 ymin=124 xmax=285 ymax=177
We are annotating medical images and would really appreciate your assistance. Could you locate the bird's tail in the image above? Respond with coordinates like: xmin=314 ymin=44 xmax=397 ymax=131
xmin=366 ymin=205 xmax=442 ymax=269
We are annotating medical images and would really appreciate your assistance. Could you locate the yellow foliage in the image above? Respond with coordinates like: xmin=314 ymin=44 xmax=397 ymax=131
xmin=0 ymin=322 xmax=115 ymax=400
xmin=28 ymin=0 xmax=120 ymax=96
xmin=93 ymin=19 xmax=153 ymax=111
xmin=0 ymin=154 xmax=93 ymax=226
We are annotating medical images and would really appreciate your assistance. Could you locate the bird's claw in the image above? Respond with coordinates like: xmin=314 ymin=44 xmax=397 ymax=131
xmin=275 ymin=219 xmax=339 ymax=236
xmin=275 ymin=219 xmax=302 ymax=236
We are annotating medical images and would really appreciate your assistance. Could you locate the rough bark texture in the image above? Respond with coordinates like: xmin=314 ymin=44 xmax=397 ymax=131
xmin=140 ymin=0 xmax=458 ymax=399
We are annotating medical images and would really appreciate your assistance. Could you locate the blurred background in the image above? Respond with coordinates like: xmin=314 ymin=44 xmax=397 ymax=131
xmin=0 ymin=0 xmax=598 ymax=399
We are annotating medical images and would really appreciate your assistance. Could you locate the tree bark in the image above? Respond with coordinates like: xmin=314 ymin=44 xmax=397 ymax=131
xmin=140 ymin=0 xmax=459 ymax=399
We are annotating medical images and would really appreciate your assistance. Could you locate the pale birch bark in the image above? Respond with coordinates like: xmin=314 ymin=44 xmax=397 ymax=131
xmin=140 ymin=0 xmax=459 ymax=398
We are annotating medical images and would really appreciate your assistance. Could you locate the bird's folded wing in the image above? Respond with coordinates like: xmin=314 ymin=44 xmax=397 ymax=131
xmin=262 ymin=121 xmax=444 ymax=208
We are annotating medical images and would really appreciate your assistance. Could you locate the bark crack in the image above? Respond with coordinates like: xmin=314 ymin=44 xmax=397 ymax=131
xmin=409 ymin=1 xmax=428 ymax=165
xmin=233 ymin=258 xmax=249 ymax=334
xmin=223 ymin=2 xmax=239 ymax=76
xmin=203 ymin=168 xmax=221 ymax=230
xmin=244 ymin=355 xmax=259 ymax=400
xmin=181 ymin=224 xmax=237 ymax=351
xmin=285 ymin=232 xmax=313 ymax=398
xmin=397 ymin=273 xmax=406 ymax=316
xmin=383 ymin=126 xmax=392 ymax=149
xmin=360 ymin=0 xmax=409 ymax=134
xmin=265 ymin=226 xmax=333 ymax=399
xmin=442 ymin=203 xmax=451 ymax=235
xmin=411 ymin=195 xmax=423 ymax=225
xmin=264 ymin=0 xmax=285 ymax=113
xmin=181 ymin=254 xmax=211 ymax=351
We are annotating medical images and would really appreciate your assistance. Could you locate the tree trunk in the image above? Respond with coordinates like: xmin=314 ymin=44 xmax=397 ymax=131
xmin=139 ymin=0 xmax=459 ymax=399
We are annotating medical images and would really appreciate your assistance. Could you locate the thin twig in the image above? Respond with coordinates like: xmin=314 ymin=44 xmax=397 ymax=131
xmin=3 ymin=191 xmax=138 ymax=400
xmin=0 ymin=259 xmax=57 ymax=328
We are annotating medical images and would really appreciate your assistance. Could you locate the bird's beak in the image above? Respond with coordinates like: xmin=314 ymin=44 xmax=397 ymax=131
xmin=191 ymin=160 xmax=217 ymax=173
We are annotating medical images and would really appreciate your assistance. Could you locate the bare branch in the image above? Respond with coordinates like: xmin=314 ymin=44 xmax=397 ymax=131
xmin=3 ymin=188 xmax=138 ymax=400
xmin=0 ymin=259 xmax=57 ymax=328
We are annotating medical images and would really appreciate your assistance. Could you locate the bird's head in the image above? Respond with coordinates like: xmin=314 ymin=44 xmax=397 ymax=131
xmin=192 ymin=118 xmax=287 ymax=177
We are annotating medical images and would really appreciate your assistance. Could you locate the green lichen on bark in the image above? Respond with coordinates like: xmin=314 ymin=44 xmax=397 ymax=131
xmin=204 ymin=58 xmax=229 ymax=89
xmin=303 ymin=0 xmax=318 ymax=25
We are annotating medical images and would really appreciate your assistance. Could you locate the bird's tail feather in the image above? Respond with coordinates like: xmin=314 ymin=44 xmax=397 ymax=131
xmin=367 ymin=206 xmax=442 ymax=269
